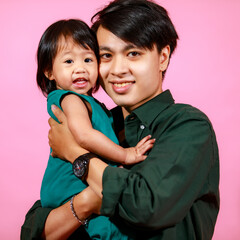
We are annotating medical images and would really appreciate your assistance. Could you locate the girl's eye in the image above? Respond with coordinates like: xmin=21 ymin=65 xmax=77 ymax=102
xmin=85 ymin=58 xmax=93 ymax=63
xmin=128 ymin=51 xmax=140 ymax=57
xmin=65 ymin=59 xmax=73 ymax=64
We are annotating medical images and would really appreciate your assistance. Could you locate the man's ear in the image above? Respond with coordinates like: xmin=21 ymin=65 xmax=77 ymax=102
xmin=159 ymin=45 xmax=170 ymax=72
xmin=44 ymin=70 xmax=54 ymax=80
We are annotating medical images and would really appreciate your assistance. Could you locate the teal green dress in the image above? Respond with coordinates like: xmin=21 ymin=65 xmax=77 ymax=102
xmin=41 ymin=90 xmax=130 ymax=240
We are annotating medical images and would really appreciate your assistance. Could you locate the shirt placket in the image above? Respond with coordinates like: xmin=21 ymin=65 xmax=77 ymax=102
xmin=125 ymin=114 xmax=150 ymax=146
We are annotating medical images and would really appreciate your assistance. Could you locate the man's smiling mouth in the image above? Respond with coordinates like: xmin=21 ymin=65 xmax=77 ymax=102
xmin=113 ymin=82 xmax=132 ymax=87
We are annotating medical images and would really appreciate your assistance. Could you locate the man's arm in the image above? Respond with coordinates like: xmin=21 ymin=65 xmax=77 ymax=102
xmin=21 ymin=187 xmax=101 ymax=240
xmin=100 ymin=118 xmax=219 ymax=231
xmin=43 ymin=187 xmax=101 ymax=240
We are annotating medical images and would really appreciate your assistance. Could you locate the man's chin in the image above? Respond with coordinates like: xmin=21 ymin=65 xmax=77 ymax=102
xmin=110 ymin=95 xmax=127 ymax=106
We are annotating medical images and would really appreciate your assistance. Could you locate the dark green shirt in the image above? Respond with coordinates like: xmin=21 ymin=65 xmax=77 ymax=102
xmin=21 ymin=90 xmax=219 ymax=240
xmin=101 ymin=90 xmax=219 ymax=239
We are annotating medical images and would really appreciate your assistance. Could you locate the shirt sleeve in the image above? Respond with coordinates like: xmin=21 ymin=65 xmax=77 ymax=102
xmin=21 ymin=200 xmax=52 ymax=240
xmin=100 ymin=114 xmax=219 ymax=230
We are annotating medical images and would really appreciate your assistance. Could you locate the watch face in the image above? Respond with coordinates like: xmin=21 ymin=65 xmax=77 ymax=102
xmin=72 ymin=153 xmax=95 ymax=180
xmin=73 ymin=159 xmax=86 ymax=178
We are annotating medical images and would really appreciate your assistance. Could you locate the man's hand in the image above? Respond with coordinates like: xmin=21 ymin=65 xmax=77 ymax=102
xmin=48 ymin=105 xmax=88 ymax=163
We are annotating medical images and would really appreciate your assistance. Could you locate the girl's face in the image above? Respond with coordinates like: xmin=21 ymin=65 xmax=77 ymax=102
xmin=46 ymin=37 xmax=98 ymax=95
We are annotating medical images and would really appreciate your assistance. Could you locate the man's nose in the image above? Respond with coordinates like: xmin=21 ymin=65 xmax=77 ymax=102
xmin=110 ymin=56 xmax=128 ymax=76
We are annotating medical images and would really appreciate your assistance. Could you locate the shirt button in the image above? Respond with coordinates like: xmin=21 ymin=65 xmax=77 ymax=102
xmin=129 ymin=116 xmax=135 ymax=120
xmin=140 ymin=124 xmax=145 ymax=130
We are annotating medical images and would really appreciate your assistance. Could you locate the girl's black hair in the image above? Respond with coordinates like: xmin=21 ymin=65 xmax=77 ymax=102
xmin=91 ymin=0 xmax=178 ymax=78
xmin=37 ymin=19 xmax=99 ymax=97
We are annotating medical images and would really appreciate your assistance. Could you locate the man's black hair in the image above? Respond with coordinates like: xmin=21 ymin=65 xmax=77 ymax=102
xmin=91 ymin=0 xmax=178 ymax=78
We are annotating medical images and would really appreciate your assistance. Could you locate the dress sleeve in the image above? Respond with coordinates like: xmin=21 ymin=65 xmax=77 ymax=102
xmin=100 ymin=115 xmax=219 ymax=230
xmin=47 ymin=90 xmax=69 ymax=123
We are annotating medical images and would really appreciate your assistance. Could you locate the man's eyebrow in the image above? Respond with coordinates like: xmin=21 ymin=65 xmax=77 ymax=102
xmin=99 ymin=46 xmax=112 ymax=52
xmin=124 ymin=44 xmax=138 ymax=51
xmin=99 ymin=44 xmax=138 ymax=52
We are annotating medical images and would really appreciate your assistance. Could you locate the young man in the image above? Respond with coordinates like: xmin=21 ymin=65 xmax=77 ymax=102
xmin=21 ymin=0 xmax=219 ymax=239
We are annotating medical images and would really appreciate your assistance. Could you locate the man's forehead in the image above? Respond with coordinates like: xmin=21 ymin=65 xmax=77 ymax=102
xmin=96 ymin=26 xmax=141 ymax=51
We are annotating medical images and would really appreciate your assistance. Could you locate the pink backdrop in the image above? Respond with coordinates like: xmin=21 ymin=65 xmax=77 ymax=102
xmin=1 ymin=0 xmax=239 ymax=239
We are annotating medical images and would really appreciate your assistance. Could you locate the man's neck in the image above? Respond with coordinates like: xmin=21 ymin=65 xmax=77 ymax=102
xmin=121 ymin=90 xmax=164 ymax=119
xmin=122 ymin=107 xmax=131 ymax=119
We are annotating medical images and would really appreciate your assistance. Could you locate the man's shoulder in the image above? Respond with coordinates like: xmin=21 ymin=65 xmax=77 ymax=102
xmin=152 ymin=102 xmax=214 ymax=135
xmin=171 ymin=103 xmax=211 ymax=123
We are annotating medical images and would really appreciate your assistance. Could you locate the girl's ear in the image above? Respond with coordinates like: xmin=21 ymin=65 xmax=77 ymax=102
xmin=159 ymin=45 xmax=170 ymax=72
xmin=44 ymin=71 xmax=54 ymax=80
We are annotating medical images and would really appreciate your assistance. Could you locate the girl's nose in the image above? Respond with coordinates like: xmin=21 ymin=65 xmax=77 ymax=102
xmin=74 ymin=63 xmax=86 ymax=74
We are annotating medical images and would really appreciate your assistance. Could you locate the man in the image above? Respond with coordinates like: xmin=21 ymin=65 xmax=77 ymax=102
xmin=21 ymin=0 xmax=219 ymax=239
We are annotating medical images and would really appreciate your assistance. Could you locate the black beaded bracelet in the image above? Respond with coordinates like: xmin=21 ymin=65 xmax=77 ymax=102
xmin=70 ymin=195 xmax=88 ymax=226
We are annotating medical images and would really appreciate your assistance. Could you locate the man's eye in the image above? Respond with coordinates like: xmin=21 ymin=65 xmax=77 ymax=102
xmin=100 ymin=53 xmax=112 ymax=59
xmin=65 ymin=59 xmax=73 ymax=64
xmin=128 ymin=51 xmax=140 ymax=57
xmin=85 ymin=58 xmax=93 ymax=63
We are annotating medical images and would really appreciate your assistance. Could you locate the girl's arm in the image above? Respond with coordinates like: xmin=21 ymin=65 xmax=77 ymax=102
xmin=48 ymin=107 xmax=106 ymax=198
xmin=61 ymin=94 xmax=154 ymax=165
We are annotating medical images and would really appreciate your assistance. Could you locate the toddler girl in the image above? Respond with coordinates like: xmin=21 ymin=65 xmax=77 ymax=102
xmin=37 ymin=19 xmax=154 ymax=240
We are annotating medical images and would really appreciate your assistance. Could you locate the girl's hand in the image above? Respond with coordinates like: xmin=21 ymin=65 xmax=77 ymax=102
xmin=124 ymin=135 xmax=155 ymax=165
xmin=48 ymin=105 xmax=88 ymax=163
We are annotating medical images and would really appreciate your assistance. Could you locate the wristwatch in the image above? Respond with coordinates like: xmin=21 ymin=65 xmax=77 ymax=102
xmin=72 ymin=153 xmax=96 ymax=181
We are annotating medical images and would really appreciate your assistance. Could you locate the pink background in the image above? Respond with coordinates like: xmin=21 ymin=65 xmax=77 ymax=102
xmin=0 ymin=0 xmax=239 ymax=239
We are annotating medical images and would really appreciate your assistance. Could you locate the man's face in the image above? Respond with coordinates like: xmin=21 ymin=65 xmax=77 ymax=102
xmin=97 ymin=26 xmax=166 ymax=112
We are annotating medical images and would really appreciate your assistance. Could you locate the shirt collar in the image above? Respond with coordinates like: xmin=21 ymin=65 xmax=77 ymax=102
xmin=127 ymin=90 xmax=175 ymax=127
